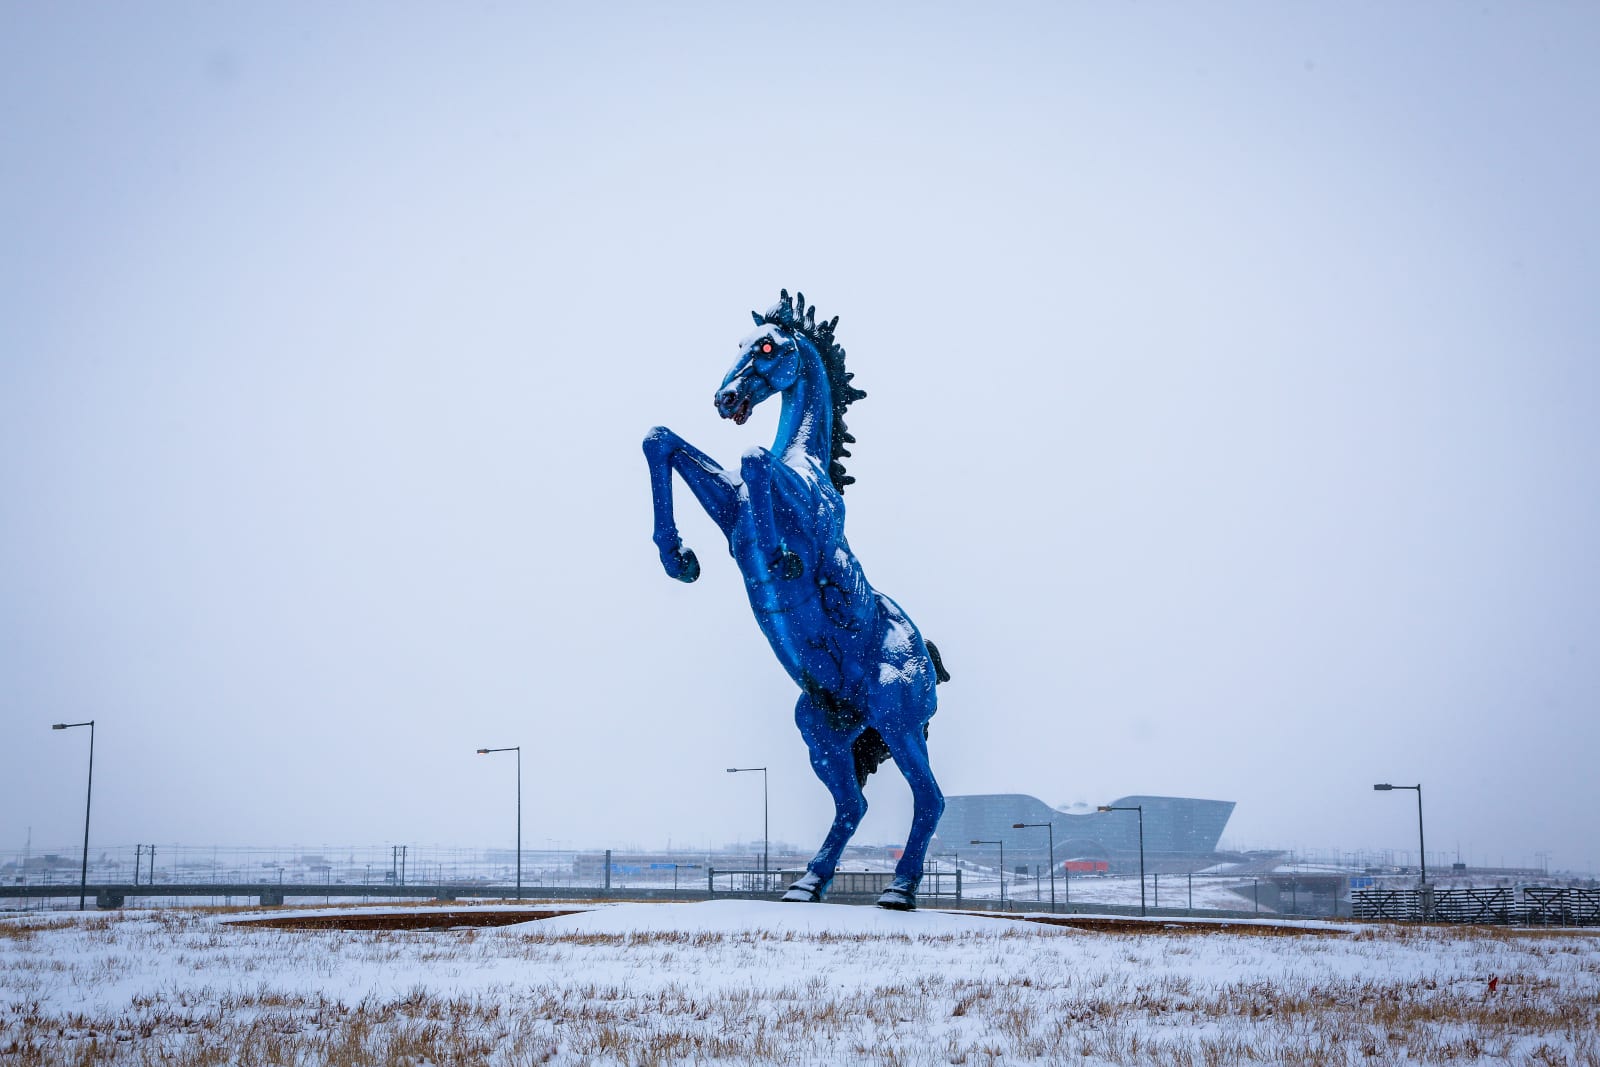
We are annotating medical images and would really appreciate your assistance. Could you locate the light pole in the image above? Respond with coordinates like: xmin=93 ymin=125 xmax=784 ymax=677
xmin=51 ymin=720 xmax=95 ymax=911
xmin=1098 ymin=804 xmax=1145 ymax=916
xmin=970 ymin=839 xmax=1005 ymax=908
xmin=1373 ymin=783 xmax=1426 ymax=884
xmin=727 ymin=767 xmax=768 ymax=887
xmin=1013 ymin=821 xmax=1057 ymax=912
xmin=477 ymin=746 xmax=522 ymax=899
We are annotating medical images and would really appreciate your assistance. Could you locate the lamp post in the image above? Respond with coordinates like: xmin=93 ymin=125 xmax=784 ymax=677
xmin=1373 ymin=783 xmax=1426 ymax=884
xmin=1098 ymin=804 xmax=1145 ymax=916
xmin=51 ymin=720 xmax=95 ymax=911
xmin=1013 ymin=821 xmax=1057 ymax=912
xmin=477 ymin=746 xmax=521 ymax=899
xmin=970 ymin=839 xmax=1005 ymax=908
xmin=727 ymin=767 xmax=768 ymax=888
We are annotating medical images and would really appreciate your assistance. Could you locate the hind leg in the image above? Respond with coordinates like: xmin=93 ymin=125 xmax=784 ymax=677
xmin=876 ymin=721 xmax=945 ymax=910
xmin=785 ymin=694 xmax=866 ymax=902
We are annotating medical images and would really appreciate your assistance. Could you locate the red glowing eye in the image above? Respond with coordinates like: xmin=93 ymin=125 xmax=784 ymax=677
xmin=761 ymin=343 xmax=773 ymax=354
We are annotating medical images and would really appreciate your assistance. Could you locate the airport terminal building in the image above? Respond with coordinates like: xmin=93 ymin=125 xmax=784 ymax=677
xmin=936 ymin=794 xmax=1236 ymax=873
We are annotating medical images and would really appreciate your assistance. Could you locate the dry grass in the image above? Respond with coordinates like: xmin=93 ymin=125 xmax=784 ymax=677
xmin=1 ymin=910 xmax=1597 ymax=1065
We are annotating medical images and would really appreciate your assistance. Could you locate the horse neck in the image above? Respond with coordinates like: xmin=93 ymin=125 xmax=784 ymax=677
xmin=774 ymin=338 xmax=833 ymax=470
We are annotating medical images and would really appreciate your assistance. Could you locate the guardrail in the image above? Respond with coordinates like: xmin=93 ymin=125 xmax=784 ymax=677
xmin=1352 ymin=886 xmax=1600 ymax=925
xmin=0 ymin=882 xmax=712 ymax=909
xmin=706 ymin=869 xmax=965 ymax=903
xmin=17 ymin=873 xmax=1592 ymax=926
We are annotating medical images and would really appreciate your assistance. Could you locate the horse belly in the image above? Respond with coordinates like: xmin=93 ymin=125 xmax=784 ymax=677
xmin=749 ymin=588 xmax=876 ymax=699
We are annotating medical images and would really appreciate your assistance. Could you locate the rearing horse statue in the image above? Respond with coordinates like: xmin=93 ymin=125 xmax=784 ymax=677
xmin=643 ymin=290 xmax=948 ymax=910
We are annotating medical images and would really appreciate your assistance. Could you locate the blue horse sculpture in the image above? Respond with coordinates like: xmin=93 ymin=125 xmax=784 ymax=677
xmin=643 ymin=290 xmax=949 ymax=910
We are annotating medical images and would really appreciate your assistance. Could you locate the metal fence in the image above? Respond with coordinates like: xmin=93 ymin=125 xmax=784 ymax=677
xmin=11 ymin=842 xmax=1592 ymax=925
xmin=1 ymin=844 xmax=776 ymax=910
xmin=707 ymin=869 xmax=964 ymax=903
xmin=1352 ymin=886 xmax=1600 ymax=926
xmin=0 ymin=844 xmax=779 ymax=893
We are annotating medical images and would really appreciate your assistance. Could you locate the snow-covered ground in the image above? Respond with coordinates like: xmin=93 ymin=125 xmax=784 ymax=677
xmin=958 ymin=871 xmax=1266 ymax=911
xmin=3 ymin=901 xmax=1597 ymax=1065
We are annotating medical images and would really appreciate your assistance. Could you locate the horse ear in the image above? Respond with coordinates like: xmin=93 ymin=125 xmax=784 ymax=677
xmin=752 ymin=311 xmax=764 ymax=326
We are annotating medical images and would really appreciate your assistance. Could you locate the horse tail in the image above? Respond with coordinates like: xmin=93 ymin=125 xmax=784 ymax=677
xmin=926 ymin=640 xmax=951 ymax=684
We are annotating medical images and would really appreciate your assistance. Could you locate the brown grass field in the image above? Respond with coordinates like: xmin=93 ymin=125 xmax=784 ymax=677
xmin=2 ymin=905 xmax=1597 ymax=1065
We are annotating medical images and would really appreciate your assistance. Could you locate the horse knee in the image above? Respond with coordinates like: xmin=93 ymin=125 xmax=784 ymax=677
xmin=643 ymin=425 xmax=675 ymax=457
xmin=739 ymin=447 xmax=773 ymax=479
xmin=907 ymin=774 xmax=944 ymax=824
xmin=838 ymin=793 xmax=867 ymax=829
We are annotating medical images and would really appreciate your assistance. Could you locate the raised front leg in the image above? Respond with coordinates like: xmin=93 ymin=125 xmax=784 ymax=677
xmin=642 ymin=426 xmax=738 ymax=582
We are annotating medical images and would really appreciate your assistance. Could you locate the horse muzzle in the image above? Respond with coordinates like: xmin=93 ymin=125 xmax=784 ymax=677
xmin=716 ymin=390 xmax=753 ymax=425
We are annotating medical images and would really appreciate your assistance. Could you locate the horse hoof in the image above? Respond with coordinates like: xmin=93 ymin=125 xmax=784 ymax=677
xmin=666 ymin=547 xmax=700 ymax=583
xmin=876 ymin=878 xmax=918 ymax=911
xmin=782 ymin=871 xmax=829 ymax=903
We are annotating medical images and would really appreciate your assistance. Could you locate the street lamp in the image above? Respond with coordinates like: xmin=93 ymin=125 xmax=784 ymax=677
xmin=1374 ymin=783 xmax=1426 ymax=884
xmin=51 ymin=720 xmax=95 ymax=911
xmin=1013 ymin=821 xmax=1057 ymax=912
xmin=727 ymin=767 xmax=768 ymax=887
xmin=970 ymin=839 xmax=1005 ymax=908
xmin=1098 ymin=804 xmax=1145 ymax=916
xmin=477 ymin=746 xmax=522 ymax=899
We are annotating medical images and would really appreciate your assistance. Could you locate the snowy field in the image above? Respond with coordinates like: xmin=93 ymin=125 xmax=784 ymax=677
xmin=955 ymin=872 xmax=1268 ymax=912
xmin=3 ymin=901 xmax=1598 ymax=1066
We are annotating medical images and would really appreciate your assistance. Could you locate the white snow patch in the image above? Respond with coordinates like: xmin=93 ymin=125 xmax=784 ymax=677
xmin=882 ymin=617 xmax=914 ymax=654
xmin=216 ymin=902 xmax=584 ymax=926
xmin=877 ymin=657 xmax=928 ymax=686
xmin=525 ymin=898 xmax=1049 ymax=937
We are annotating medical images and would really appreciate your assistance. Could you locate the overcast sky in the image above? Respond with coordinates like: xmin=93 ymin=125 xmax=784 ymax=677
xmin=3 ymin=3 xmax=1596 ymax=874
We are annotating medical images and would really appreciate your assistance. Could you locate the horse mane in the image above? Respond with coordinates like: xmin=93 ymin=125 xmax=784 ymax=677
xmin=754 ymin=289 xmax=866 ymax=493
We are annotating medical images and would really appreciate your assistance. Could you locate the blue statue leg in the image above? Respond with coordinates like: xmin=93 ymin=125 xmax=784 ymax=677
xmin=642 ymin=426 xmax=738 ymax=581
xmin=784 ymin=694 xmax=866 ymax=902
xmin=876 ymin=720 xmax=945 ymax=911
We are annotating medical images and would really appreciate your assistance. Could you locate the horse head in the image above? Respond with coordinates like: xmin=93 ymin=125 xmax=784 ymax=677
xmin=715 ymin=319 xmax=805 ymax=426
xmin=715 ymin=289 xmax=866 ymax=494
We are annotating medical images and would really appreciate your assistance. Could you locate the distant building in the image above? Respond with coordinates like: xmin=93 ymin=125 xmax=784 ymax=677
xmin=936 ymin=794 xmax=1235 ymax=872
